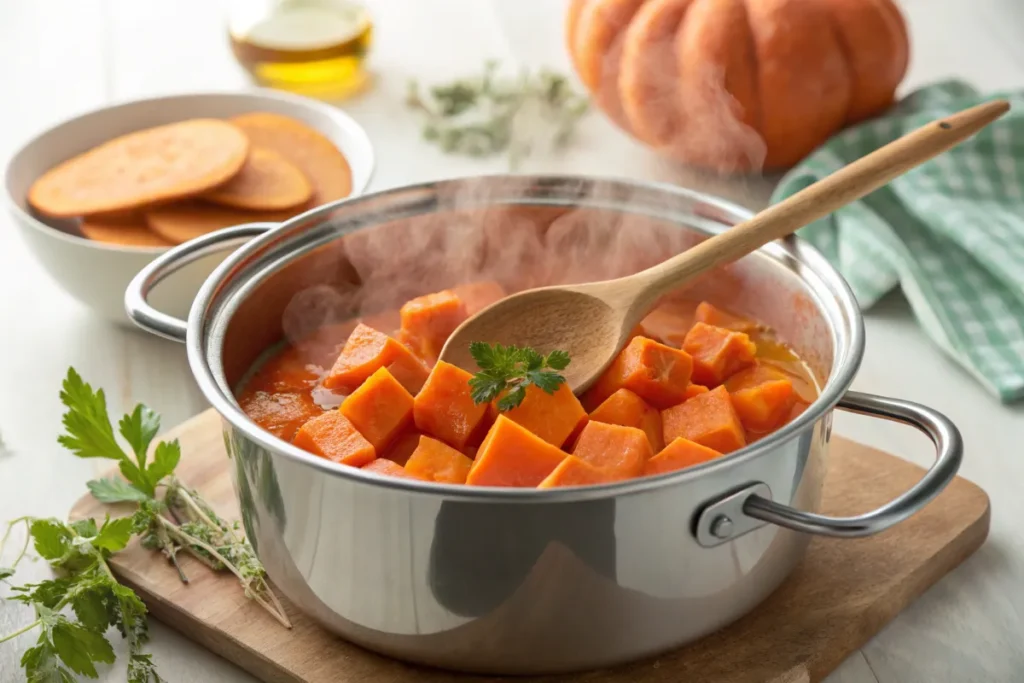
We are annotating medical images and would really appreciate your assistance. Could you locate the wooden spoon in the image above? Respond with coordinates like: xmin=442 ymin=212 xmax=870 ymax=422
xmin=439 ymin=99 xmax=1011 ymax=394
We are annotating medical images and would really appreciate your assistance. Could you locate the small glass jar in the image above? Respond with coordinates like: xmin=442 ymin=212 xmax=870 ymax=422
xmin=227 ymin=0 xmax=373 ymax=100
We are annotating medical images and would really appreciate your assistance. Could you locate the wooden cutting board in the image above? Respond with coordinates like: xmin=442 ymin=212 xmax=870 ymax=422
xmin=70 ymin=410 xmax=989 ymax=683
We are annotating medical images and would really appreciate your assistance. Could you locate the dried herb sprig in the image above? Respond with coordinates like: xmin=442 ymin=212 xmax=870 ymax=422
xmin=406 ymin=60 xmax=590 ymax=169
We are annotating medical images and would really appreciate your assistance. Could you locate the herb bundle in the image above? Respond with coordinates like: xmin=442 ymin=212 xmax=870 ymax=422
xmin=0 ymin=368 xmax=290 ymax=682
xmin=406 ymin=61 xmax=590 ymax=169
xmin=468 ymin=342 xmax=570 ymax=411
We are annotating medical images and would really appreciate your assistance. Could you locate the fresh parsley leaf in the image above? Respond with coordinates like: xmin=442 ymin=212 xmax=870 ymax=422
xmin=145 ymin=440 xmax=180 ymax=485
xmin=57 ymin=368 xmax=123 ymax=462
xmin=69 ymin=519 xmax=98 ymax=538
xmin=0 ymin=566 xmax=13 ymax=581
xmin=21 ymin=638 xmax=77 ymax=683
xmin=30 ymin=520 xmax=72 ymax=561
xmin=51 ymin=618 xmax=116 ymax=677
xmin=10 ymin=578 xmax=73 ymax=608
xmin=468 ymin=343 xmax=572 ymax=411
xmin=119 ymin=405 xmax=160 ymax=471
xmin=93 ymin=517 xmax=133 ymax=554
xmin=87 ymin=478 xmax=151 ymax=504
xmin=68 ymin=583 xmax=112 ymax=632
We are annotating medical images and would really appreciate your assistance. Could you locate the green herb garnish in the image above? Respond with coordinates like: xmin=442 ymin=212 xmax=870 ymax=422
xmin=406 ymin=60 xmax=589 ymax=169
xmin=0 ymin=368 xmax=291 ymax=682
xmin=468 ymin=342 xmax=571 ymax=411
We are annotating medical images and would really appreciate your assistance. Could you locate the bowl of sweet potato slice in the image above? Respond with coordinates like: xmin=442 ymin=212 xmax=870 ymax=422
xmin=124 ymin=175 xmax=962 ymax=674
xmin=5 ymin=89 xmax=373 ymax=324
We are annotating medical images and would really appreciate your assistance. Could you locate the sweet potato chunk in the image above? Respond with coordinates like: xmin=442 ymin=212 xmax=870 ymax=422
xmin=399 ymin=290 xmax=468 ymax=363
xmin=362 ymin=458 xmax=424 ymax=480
xmin=586 ymin=336 xmax=693 ymax=409
xmin=238 ymin=390 xmax=323 ymax=442
xmin=589 ymin=388 xmax=663 ymax=452
xmin=380 ymin=430 xmax=422 ymax=466
xmin=466 ymin=416 xmax=568 ymax=487
xmin=414 ymin=361 xmax=490 ymax=450
xmin=682 ymin=322 xmax=757 ymax=386
xmin=537 ymin=456 xmax=613 ymax=489
xmin=694 ymin=301 xmax=758 ymax=334
xmin=384 ymin=353 xmax=431 ymax=396
xmin=638 ymin=308 xmax=690 ymax=346
xmin=293 ymin=411 xmax=375 ymax=466
xmin=451 ymin=281 xmax=507 ymax=315
xmin=662 ymin=386 xmax=746 ymax=454
xmin=322 ymin=323 xmax=424 ymax=393
xmin=502 ymin=383 xmax=588 ymax=448
xmin=571 ymin=421 xmax=652 ymax=479
xmin=405 ymin=436 xmax=474 ymax=484
xmin=645 ymin=438 xmax=722 ymax=476
xmin=340 ymin=368 xmax=414 ymax=452
xmin=725 ymin=364 xmax=796 ymax=433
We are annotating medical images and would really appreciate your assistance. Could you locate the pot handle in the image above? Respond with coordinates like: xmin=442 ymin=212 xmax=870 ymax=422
xmin=124 ymin=223 xmax=275 ymax=343
xmin=743 ymin=390 xmax=963 ymax=537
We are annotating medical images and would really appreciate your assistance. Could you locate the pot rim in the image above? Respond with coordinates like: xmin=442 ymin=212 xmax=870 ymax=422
xmin=186 ymin=174 xmax=865 ymax=502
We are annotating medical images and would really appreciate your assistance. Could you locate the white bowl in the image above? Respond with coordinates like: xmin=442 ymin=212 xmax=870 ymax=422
xmin=4 ymin=90 xmax=374 ymax=326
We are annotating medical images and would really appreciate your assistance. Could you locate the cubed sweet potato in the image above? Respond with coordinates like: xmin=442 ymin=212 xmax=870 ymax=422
xmin=589 ymin=388 xmax=663 ymax=452
xmin=571 ymin=421 xmax=651 ymax=479
xmin=451 ymin=281 xmax=507 ymax=315
xmin=380 ymin=430 xmax=423 ymax=466
xmin=537 ymin=456 xmax=613 ymax=489
xmin=694 ymin=301 xmax=758 ymax=334
xmin=645 ymin=438 xmax=722 ymax=476
xmin=362 ymin=458 xmax=424 ymax=480
xmin=638 ymin=308 xmax=690 ymax=347
xmin=340 ymin=367 xmax=414 ymax=452
xmin=502 ymin=383 xmax=588 ymax=448
xmin=466 ymin=416 xmax=568 ymax=487
xmin=322 ymin=323 xmax=424 ymax=393
xmin=585 ymin=336 xmax=693 ymax=410
xmin=682 ymin=383 xmax=710 ymax=400
xmin=726 ymin=364 xmax=797 ymax=433
xmin=399 ymin=290 xmax=468 ymax=363
xmin=293 ymin=411 xmax=375 ymax=467
xmin=662 ymin=386 xmax=746 ymax=454
xmin=238 ymin=390 xmax=324 ymax=442
xmin=384 ymin=353 xmax=431 ymax=396
xmin=682 ymin=322 xmax=757 ymax=386
xmin=414 ymin=361 xmax=490 ymax=450
xmin=405 ymin=436 xmax=474 ymax=484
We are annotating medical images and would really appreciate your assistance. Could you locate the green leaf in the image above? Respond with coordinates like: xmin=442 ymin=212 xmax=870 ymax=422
xmin=0 ymin=566 xmax=14 ymax=581
xmin=545 ymin=349 xmax=571 ymax=371
xmin=94 ymin=517 xmax=134 ymax=554
xmin=57 ymin=368 xmax=124 ymax=462
xmin=496 ymin=385 xmax=527 ymax=412
xmin=12 ymin=578 xmax=73 ymax=608
xmin=22 ymin=641 xmax=76 ymax=683
xmin=70 ymin=586 xmax=112 ymax=632
xmin=128 ymin=652 xmax=164 ymax=683
xmin=69 ymin=519 xmax=98 ymax=538
xmin=30 ymin=520 xmax=72 ymax=561
xmin=469 ymin=340 xmax=497 ymax=369
xmin=467 ymin=342 xmax=571 ymax=412
xmin=145 ymin=440 xmax=180 ymax=485
xmin=52 ymin=619 xmax=115 ymax=677
xmin=87 ymin=478 xmax=151 ymax=504
xmin=119 ymin=405 xmax=161 ymax=470
xmin=118 ymin=460 xmax=149 ymax=493
xmin=527 ymin=369 xmax=565 ymax=395
xmin=468 ymin=372 xmax=505 ymax=406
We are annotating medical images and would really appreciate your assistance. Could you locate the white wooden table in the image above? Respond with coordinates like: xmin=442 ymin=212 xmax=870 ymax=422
xmin=1 ymin=1 xmax=1022 ymax=681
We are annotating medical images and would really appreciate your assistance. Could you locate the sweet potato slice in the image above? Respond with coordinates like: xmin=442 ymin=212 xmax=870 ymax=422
xmin=380 ymin=430 xmax=423 ymax=466
xmin=571 ymin=421 xmax=652 ymax=479
xmin=293 ymin=411 xmax=375 ymax=466
xmin=662 ymin=386 xmax=746 ymax=453
xmin=682 ymin=322 xmax=757 ymax=386
xmin=537 ymin=456 xmax=613 ymax=489
xmin=451 ymin=281 xmax=507 ymax=315
xmin=466 ymin=416 xmax=568 ymax=487
xmin=589 ymin=388 xmax=664 ymax=452
xmin=586 ymin=336 xmax=693 ymax=409
xmin=362 ymin=458 xmax=424 ymax=480
xmin=405 ymin=436 xmax=474 ymax=484
xmin=694 ymin=301 xmax=759 ymax=334
xmin=399 ymin=290 xmax=468 ymax=363
xmin=340 ymin=368 xmax=414 ymax=452
xmin=645 ymin=438 xmax=722 ymax=476
xmin=322 ymin=323 xmax=423 ymax=393
xmin=725 ymin=363 xmax=796 ymax=433
xmin=414 ymin=361 xmax=490 ymax=450
xmin=502 ymin=383 xmax=588 ymax=448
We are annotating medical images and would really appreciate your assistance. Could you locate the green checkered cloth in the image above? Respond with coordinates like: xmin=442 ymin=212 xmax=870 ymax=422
xmin=772 ymin=80 xmax=1024 ymax=403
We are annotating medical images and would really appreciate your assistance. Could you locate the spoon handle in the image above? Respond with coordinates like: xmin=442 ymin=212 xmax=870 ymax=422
xmin=630 ymin=98 xmax=1010 ymax=305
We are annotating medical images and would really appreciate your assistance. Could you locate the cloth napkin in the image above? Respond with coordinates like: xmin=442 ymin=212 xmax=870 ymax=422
xmin=772 ymin=80 xmax=1024 ymax=403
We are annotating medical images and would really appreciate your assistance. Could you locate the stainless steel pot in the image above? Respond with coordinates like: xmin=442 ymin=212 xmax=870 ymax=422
xmin=125 ymin=176 xmax=962 ymax=674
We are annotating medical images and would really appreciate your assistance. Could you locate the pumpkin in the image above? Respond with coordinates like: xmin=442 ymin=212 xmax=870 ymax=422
xmin=566 ymin=0 xmax=909 ymax=173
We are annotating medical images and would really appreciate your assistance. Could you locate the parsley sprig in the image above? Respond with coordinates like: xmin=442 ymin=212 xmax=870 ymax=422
xmin=468 ymin=342 xmax=570 ymax=411
xmin=0 ymin=368 xmax=291 ymax=682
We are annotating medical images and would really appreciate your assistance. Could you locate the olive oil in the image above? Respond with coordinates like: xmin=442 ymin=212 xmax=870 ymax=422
xmin=228 ymin=0 xmax=372 ymax=100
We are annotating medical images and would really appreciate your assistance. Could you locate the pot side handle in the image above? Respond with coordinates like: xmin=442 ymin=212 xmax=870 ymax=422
xmin=744 ymin=390 xmax=963 ymax=537
xmin=124 ymin=223 xmax=275 ymax=343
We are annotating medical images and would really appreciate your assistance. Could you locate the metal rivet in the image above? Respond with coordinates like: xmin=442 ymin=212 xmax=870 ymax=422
xmin=710 ymin=515 xmax=734 ymax=539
